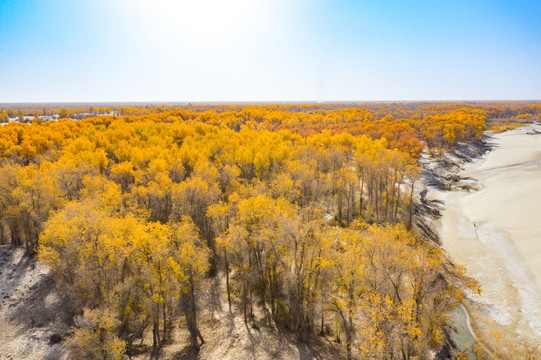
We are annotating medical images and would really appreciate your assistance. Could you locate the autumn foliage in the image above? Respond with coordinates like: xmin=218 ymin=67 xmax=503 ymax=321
xmin=0 ymin=102 xmax=535 ymax=358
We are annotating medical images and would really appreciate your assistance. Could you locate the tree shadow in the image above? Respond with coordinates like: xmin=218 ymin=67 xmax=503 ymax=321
xmin=293 ymin=341 xmax=324 ymax=360
xmin=0 ymin=246 xmax=32 ymax=304
xmin=170 ymin=346 xmax=201 ymax=360
xmin=0 ymin=245 xmax=73 ymax=339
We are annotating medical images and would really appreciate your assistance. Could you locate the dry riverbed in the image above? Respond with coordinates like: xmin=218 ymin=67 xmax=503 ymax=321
xmin=425 ymin=123 xmax=541 ymax=351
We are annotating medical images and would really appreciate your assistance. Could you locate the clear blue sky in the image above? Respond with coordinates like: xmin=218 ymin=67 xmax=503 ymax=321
xmin=1 ymin=0 xmax=540 ymax=102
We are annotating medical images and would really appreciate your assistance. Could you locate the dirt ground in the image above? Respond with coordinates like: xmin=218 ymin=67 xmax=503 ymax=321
xmin=133 ymin=276 xmax=344 ymax=360
xmin=139 ymin=306 xmax=344 ymax=360
xmin=0 ymin=246 xmax=72 ymax=360
xmin=0 ymin=245 xmax=344 ymax=360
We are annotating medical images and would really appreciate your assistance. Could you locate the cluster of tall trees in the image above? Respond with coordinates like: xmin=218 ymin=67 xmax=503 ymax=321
xmin=40 ymin=202 xmax=209 ymax=355
xmin=0 ymin=102 xmax=526 ymax=359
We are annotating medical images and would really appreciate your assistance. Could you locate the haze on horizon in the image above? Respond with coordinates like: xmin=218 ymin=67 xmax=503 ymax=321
xmin=1 ymin=0 xmax=540 ymax=103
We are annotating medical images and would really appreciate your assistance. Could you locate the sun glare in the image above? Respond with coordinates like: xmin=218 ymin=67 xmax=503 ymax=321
xmin=121 ymin=0 xmax=282 ymax=49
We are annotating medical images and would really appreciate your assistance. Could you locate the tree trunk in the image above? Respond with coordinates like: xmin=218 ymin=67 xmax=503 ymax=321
xmin=394 ymin=178 xmax=402 ymax=220
xmin=408 ymin=179 xmax=416 ymax=230
xmin=152 ymin=313 xmax=160 ymax=355
xmin=183 ymin=274 xmax=204 ymax=351
xmin=375 ymin=184 xmax=380 ymax=223
xmin=346 ymin=287 xmax=354 ymax=360
xmin=242 ymin=281 xmax=248 ymax=323
xmin=162 ymin=302 xmax=167 ymax=342
xmin=359 ymin=177 xmax=364 ymax=218
xmin=224 ymin=249 xmax=231 ymax=310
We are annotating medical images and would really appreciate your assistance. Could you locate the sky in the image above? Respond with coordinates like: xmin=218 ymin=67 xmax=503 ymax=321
xmin=1 ymin=0 xmax=540 ymax=102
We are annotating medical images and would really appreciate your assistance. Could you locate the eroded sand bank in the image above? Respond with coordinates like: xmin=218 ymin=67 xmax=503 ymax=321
xmin=430 ymin=123 xmax=541 ymax=346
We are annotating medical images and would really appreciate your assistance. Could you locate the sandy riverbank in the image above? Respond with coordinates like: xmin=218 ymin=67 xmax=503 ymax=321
xmin=429 ymin=123 xmax=541 ymax=349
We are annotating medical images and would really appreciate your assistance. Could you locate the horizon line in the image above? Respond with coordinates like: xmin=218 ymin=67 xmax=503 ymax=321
xmin=2 ymin=99 xmax=541 ymax=106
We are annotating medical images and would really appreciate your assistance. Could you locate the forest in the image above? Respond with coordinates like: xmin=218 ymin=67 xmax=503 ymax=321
xmin=0 ymin=102 xmax=539 ymax=359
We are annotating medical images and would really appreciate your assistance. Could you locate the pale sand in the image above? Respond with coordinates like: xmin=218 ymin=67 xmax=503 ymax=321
xmin=432 ymin=123 xmax=541 ymax=347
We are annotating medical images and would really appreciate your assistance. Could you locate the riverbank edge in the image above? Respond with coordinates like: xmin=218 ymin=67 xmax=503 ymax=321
xmin=413 ymin=134 xmax=494 ymax=357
